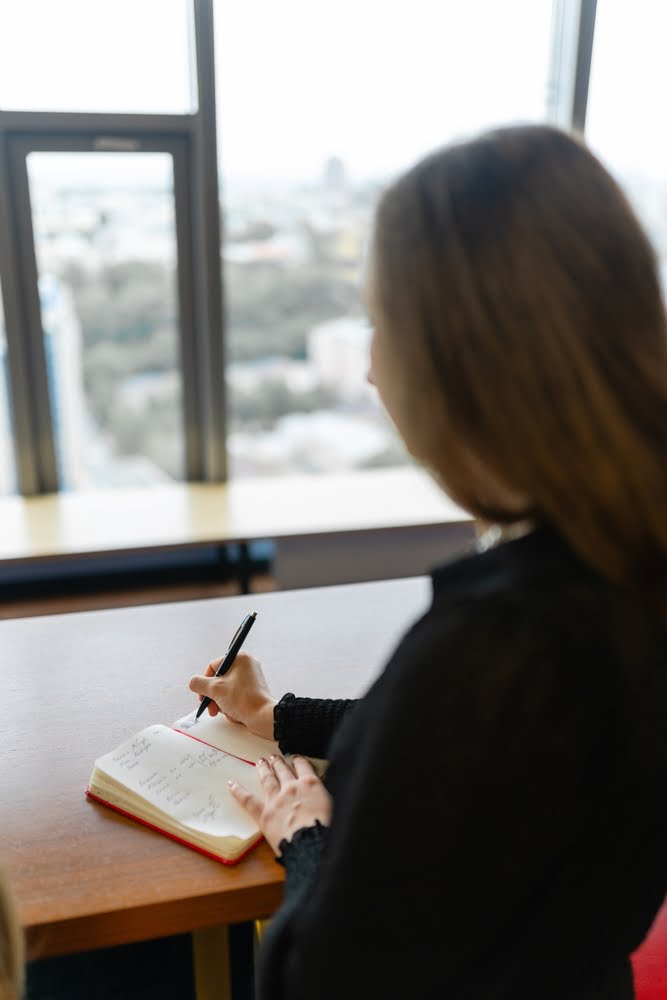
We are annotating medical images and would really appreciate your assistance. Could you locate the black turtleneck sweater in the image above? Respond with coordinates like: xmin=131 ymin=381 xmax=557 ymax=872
xmin=259 ymin=526 xmax=667 ymax=999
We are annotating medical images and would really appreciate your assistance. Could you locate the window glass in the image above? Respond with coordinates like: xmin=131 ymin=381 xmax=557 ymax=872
xmin=586 ymin=1 xmax=667 ymax=291
xmin=0 ymin=0 xmax=195 ymax=114
xmin=27 ymin=151 xmax=185 ymax=489
xmin=0 ymin=286 xmax=17 ymax=494
xmin=215 ymin=0 xmax=554 ymax=476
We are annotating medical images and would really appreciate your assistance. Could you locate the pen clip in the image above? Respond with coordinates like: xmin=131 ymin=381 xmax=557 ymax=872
xmin=227 ymin=623 xmax=243 ymax=650
xmin=226 ymin=612 xmax=254 ymax=652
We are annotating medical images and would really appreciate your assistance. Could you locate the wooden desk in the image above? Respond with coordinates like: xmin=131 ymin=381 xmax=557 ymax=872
xmin=0 ymin=576 xmax=430 ymax=970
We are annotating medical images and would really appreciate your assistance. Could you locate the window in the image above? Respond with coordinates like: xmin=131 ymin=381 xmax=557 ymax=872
xmin=215 ymin=0 xmax=554 ymax=475
xmin=27 ymin=151 xmax=184 ymax=487
xmin=585 ymin=1 xmax=667 ymax=292
xmin=0 ymin=0 xmax=195 ymax=114
xmin=0 ymin=0 xmax=596 ymax=495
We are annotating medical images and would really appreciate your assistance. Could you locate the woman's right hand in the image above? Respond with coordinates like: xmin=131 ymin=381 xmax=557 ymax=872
xmin=188 ymin=653 xmax=276 ymax=741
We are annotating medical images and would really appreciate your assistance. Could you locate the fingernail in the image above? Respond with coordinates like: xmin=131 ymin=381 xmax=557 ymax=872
xmin=257 ymin=757 xmax=266 ymax=765
xmin=269 ymin=754 xmax=277 ymax=761
xmin=228 ymin=780 xmax=236 ymax=788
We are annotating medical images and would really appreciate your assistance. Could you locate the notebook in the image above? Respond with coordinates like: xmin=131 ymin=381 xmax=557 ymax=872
xmin=86 ymin=710 xmax=280 ymax=864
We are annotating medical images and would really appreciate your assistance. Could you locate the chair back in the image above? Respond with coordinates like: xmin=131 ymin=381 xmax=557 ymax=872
xmin=632 ymin=899 xmax=667 ymax=1000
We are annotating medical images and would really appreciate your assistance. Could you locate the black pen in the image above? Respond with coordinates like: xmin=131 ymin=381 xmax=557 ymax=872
xmin=195 ymin=611 xmax=257 ymax=722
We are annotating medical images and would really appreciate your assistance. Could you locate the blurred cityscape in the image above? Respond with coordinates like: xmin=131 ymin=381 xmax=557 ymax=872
xmin=0 ymin=153 xmax=411 ymax=492
xmin=1 ymin=154 xmax=666 ymax=495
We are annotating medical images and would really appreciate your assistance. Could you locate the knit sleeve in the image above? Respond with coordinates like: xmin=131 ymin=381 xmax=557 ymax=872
xmin=273 ymin=693 xmax=357 ymax=758
xmin=276 ymin=821 xmax=329 ymax=903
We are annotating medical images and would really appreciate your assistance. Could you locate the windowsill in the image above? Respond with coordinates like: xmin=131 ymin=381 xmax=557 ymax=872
xmin=0 ymin=467 xmax=469 ymax=565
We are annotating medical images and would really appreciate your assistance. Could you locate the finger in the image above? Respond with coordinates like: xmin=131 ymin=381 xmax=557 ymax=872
xmin=256 ymin=757 xmax=280 ymax=790
xmin=291 ymin=755 xmax=317 ymax=778
xmin=189 ymin=675 xmax=218 ymax=698
xmin=228 ymin=781 xmax=262 ymax=822
xmin=205 ymin=658 xmax=224 ymax=677
xmin=207 ymin=702 xmax=219 ymax=717
xmin=269 ymin=755 xmax=296 ymax=782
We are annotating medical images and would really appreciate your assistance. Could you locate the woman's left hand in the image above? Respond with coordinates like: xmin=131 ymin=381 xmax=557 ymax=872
xmin=228 ymin=754 xmax=332 ymax=855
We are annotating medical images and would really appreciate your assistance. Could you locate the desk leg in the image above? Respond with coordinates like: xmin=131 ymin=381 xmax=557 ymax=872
xmin=192 ymin=924 xmax=231 ymax=1000
xmin=237 ymin=541 xmax=251 ymax=595
xmin=254 ymin=919 xmax=271 ymax=978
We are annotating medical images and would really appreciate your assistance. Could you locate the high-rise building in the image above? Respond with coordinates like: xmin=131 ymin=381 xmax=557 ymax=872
xmin=40 ymin=273 xmax=86 ymax=489
xmin=307 ymin=316 xmax=372 ymax=402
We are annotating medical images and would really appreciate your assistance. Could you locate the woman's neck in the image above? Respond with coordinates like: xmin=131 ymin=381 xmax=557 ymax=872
xmin=476 ymin=518 xmax=537 ymax=552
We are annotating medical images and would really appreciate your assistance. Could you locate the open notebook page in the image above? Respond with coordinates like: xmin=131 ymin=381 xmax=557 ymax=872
xmin=174 ymin=710 xmax=279 ymax=763
xmin=93 ymin=724 xmax=262 ymax=840
xmin=174 ymin=709 xmax=328 ymax=777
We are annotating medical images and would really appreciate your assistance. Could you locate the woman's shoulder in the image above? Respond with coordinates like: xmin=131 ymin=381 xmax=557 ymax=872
xmin=429 ymin=522 xmax=594 ymax=605
xmin=424 ymin=522 xmax=664 ymax=653
xmin=383 ymin=523 xmax=663 ymax=717
xmin=411 ymin=525 xmax=599 ymax=652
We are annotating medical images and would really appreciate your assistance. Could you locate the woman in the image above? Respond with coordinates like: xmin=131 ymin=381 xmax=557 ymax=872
xmin=190 ymin=125 xmax=667 ymax=998
xmin=0 ymin=872 xmax=22 ymax=1000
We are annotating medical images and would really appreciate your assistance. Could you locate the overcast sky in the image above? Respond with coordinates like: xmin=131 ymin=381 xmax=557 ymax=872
xmin=0 ymin=1 xmax=665 ymax=186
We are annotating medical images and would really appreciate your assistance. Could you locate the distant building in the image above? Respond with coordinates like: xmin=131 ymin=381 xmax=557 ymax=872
xmin=40 ymin=273 xmax=86 ymax=489
xmin=307 ymin=316 xmax=373 ymax=402
xmin=0 ymin=278 xmax=87 ymax=492
xmin=228 ymin=409 xmax=391 ymax=475
xmin=227 ymin=357 xmax=318 ymax=395
xmin=322 ymin=156 xmax=349 ymax=194
xmin=224 ymin=230 xmax=308 ymax=265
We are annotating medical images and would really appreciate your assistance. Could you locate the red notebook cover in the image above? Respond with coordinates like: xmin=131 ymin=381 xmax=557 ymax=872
xmin=85 ymin=787 xmax=263 ymax=865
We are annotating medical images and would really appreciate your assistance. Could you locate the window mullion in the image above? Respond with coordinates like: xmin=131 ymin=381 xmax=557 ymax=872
xmin=191 ymin=0 xmax=226 ymax=482
xmin=571 ymin=0 xmax=597 ymax=131
xmin=547 ymin=0 xmax=597 ymax=132
xmin=0 ymin=110 xmax=198 ymax=135
xmin=0 ymin=130 xmax=39 ymax=493
xmin=173 ymin=137 xmax=203 ymax=479
xmin=1 ymin=133 xmax=59 ymax=493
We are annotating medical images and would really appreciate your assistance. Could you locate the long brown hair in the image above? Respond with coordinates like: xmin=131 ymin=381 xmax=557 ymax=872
xmin=0 ymin=871 xmax=22 ymax=1000
xmin=371 ymin=125 xmax=667 ymax=593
